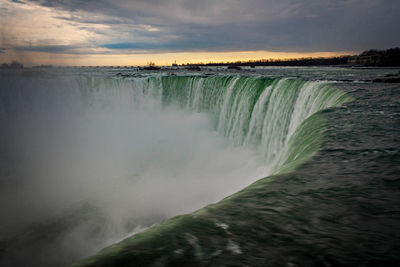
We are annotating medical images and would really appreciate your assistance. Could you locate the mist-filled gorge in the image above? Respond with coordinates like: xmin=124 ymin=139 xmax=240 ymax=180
xmin=0 ymin=73 xmax=271 ymax=266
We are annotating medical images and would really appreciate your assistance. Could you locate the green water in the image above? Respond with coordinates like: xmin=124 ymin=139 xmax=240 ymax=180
xmin=71 ymin=75 xmax=355 ymax=266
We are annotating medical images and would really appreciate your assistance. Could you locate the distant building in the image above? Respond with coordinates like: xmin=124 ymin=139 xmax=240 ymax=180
xmin=0 ymin=61 xmax=24 ymax=69
xmin=348 ymin=51 xmax=384 ymax=66
xmin=348 ymin=48 xmax=400 ymax=67
xmin=227 ymin=65 xmax=241 ymax=70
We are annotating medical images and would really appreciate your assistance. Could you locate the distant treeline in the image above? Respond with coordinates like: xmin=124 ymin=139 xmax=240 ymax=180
xmin=0 ymin=61 xmax=24 ymax=69
xmin=183 ymin=47 xmax=400 ymax=67
xmin=186 ymin=56 xmax=351 ymax=67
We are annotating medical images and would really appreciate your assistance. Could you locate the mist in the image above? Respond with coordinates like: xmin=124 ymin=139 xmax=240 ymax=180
xmin=0 ymin=70 xmax=267 ymax=266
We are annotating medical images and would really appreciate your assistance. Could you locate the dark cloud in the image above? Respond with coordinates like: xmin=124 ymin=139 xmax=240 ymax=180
xmin=54 ymin=15 xmax=132 ymax=25
xmin=101 ymin=37 xmax=224 ymax=52
xmin=14 ymin=45 xmax=80 ymax=53
xmin=19 ymin=0 xmax=400 ymax=53
xmin=28 ymin=0 xmax=113 ymax=13
xmin=101 ymin=42 xmax=157 ymax=50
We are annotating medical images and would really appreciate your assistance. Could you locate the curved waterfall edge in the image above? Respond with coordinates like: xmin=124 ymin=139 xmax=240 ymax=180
xmin=70 ymin=76 xmax=354 ymax=267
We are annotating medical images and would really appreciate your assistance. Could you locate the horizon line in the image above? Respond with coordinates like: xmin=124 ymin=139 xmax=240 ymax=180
xmin=0 ymin=50 xmax=357 ymax=67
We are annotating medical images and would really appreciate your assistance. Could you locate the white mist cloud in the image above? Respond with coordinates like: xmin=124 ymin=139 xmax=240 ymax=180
xmin=0 ymin=72 xmax=267 ymax=266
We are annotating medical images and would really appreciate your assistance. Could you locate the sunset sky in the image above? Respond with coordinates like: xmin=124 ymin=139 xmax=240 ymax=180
xmin=0 ymin=0 xmax=399 ymax=66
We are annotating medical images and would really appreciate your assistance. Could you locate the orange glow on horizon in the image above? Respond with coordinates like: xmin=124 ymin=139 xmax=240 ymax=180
xmin=0 ymin=50 xmax=355 ymax=67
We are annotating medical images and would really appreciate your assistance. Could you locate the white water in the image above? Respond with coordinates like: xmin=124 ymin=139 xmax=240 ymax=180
xmin=0 ymin=73 xmax=352 ymax=267
xmin=0 ymin=74 xmax=267 ymax=265
xmin=160 ymin=76 xmax=351 ymax=170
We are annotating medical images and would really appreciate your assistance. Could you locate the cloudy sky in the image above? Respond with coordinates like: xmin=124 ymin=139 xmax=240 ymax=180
xmin=0 ymin=0 xmax=399 ymax=66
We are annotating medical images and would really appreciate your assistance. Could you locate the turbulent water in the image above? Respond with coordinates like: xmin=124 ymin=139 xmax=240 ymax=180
xmin=0 ymin=67 xmax=399 ymax=267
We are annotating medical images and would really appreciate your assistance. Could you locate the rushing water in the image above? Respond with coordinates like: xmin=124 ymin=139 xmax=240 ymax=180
xmin=0 ymin=67 xmax=399 ymax=267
